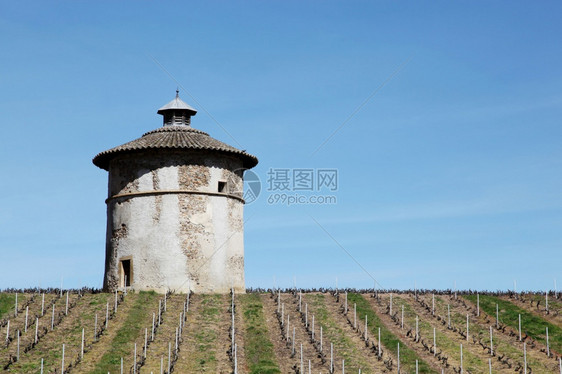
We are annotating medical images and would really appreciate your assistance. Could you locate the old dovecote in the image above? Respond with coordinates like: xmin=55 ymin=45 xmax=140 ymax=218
xmin=93 ymin=92 xmax=258 ymax=293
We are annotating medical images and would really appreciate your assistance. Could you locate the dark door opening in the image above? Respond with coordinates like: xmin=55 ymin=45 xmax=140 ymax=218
xmin=121 ymin=259 xmax=131 ymax=287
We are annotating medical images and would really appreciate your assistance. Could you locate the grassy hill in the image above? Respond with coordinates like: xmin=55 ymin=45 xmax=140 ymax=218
xmin=0 ymin=289 xmax=560 ymax=373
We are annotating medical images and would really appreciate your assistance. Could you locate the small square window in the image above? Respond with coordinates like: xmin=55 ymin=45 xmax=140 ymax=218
xmin=218 ymin=181 xmax=227 ymax=193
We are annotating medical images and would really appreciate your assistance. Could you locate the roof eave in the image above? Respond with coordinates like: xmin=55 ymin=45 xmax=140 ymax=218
xmin=93 ymin=147 xmax=258 ymax=171
xmin=156 ymin=108 xmax=197 ymax=116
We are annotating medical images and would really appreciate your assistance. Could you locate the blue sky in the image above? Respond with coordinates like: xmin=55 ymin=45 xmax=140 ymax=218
xmin=0 ymin=1 xmax=560 ymax=291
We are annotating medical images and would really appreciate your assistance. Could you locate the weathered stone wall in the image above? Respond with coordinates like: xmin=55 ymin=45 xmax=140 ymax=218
xmin=103 ymin=150 xmax=245 ymax=294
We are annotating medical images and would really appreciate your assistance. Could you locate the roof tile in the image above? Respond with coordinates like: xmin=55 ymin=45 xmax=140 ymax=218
xmin=93 ymin=125 xmax=258 ymax=170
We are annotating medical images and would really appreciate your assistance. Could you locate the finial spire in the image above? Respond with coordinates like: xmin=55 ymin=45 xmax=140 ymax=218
xmin=176 ymin=88 xmax=179 ymax=98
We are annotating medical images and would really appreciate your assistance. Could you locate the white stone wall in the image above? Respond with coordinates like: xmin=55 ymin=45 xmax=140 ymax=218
xmin=103 ymin=151 xmax=245 ymax=294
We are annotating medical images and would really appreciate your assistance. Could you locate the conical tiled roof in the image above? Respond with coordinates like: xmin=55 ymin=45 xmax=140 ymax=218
xmin=93 ymin=94 xmax=258 ymax=170
xmin=93 ymin=125 xmax=258 ymax=170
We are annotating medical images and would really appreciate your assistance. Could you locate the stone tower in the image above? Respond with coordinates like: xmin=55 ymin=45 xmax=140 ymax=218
xmin=93 ymin=92 xmax=258 ymax=293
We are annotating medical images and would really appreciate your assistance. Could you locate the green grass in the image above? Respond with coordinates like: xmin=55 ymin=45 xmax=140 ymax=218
xmin=240 ymin=294 xmax=281 ymax=374
xmin=348 ymin=293 xmax=437 ymax=374
xmin=394 ymin=296 xmax=484 ymax=372
xmin=92 ymin=291 xmax=157 ymax=374
xmin=464 ymin=294 xmax=562 ymax=354
xmin=0 ymin=293 xmax=15 ymax=318
xmin=307 ymin=293 xmax=376 ymax=372
xmin=434 ymin=295 xmax=552 ymax=372
xmin=193 ymin=294 xmax=221 ymax=369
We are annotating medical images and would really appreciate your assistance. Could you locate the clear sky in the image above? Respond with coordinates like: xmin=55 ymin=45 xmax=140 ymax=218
xmin=1 ymin=1 xmax=560 ymax=291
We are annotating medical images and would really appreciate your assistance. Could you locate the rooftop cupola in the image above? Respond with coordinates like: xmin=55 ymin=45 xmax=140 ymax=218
xmin=157 ymin=90 xmax=198 ymax=126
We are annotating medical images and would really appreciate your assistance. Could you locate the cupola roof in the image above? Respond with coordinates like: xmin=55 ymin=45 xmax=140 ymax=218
xmin=157 ymin=89 xmax=197 ymax=116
